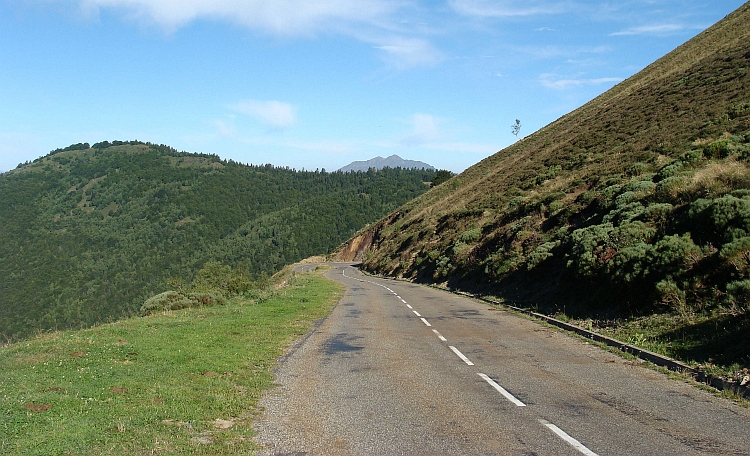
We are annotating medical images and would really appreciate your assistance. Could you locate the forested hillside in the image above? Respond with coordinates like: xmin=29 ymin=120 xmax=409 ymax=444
xmin=338 ymin=3 xmax=750 ymax=374
xmin=0 ymin=141 xmax=435 ymax=341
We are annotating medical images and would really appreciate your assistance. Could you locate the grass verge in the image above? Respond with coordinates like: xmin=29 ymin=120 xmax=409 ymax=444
xmin=0 ymin=270 xmax=343 ymax=455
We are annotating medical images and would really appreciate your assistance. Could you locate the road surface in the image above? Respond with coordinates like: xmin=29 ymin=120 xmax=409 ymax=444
xmin=254 ymin=263 xmax=750 ymax=455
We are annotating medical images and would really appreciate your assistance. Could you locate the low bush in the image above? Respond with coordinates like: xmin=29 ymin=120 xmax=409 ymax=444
xmin=725 ymin=280 xmax=750 ymax=310
xmin=140 ymin=290 xmax=225 ymax=316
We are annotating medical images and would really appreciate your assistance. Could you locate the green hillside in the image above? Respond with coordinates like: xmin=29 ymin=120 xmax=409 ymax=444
xmin=0 ymin=141 xmax=435 ymax=341
xmin=341 ymin=4 xmax=750 ymax=375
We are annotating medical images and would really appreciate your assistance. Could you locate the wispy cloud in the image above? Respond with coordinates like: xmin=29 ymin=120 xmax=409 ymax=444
xmin=540 ymin=73 xmax=624 ymax=90
xmin=52 ymin=0 xmax=448 ymax=69
xmin=374 ymin=37 xmax=445 ymax=68
xmin=229 ymin=100 xmax=297 ymax=129
xmin=398 ymin=114 xmax=443 ymax=147
xmin=73 ymin=0 xmax=397 ymax=35
xmin=609 ymin=23 xmax=702 ymax=36
xmin=449 ymin=0 xmax=570 ymax=17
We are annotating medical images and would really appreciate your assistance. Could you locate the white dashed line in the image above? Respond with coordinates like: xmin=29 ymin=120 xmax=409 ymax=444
xmin=420 ymin=318 xmax=432 ymax=327
xmin=539 ymin=419 xmax=598 ymax=455
xmin=477 ymin=373 xmax=526 ymax=407
xmin=406 ymin=304 xmax=413 ymax=309
xmin=432 ymin=329 xmax=447 ymax=342
xmin=449 ymin=346 xmax=474 ymax=365
xmin=413 ymin=310 xmax=422 ymax=317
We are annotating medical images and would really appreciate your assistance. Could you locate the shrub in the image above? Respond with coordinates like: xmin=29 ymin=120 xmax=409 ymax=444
xmin=647 ymin=234 xmax=700 ymax=279
xmin=679 ymin=149 xmax=704 ymax=164
xmin=625 ymin=179 xmax=656 ymax=193
xmin=140 ymin=291 xmax=183 ymax=316
xmin=627 ymin=162 xmax=647 ymax=176
xmin=689 ymin=195 xmax=750 ymax=244
xmin=644 ymin=203 xmax=673 ymax=225
xmin=566 ymin=223 xmax=615 ymax=277
xmin=735 ymin=144 xmax=750 ymax=161
xmin=140 ymin=290 xmax=225 ymax=316
xmin=526 ymin=241 xmax=560 ymax=270
xmin=615 ymin=191 xmax=637 ymax=208
xmin=603 ymin=202 xmax=646 ymax=226
xmin=460 ymin=227 xmax=482 ymax=243
xmin=609 ymin=242 xmax=651 ymax=283
xmin=725 ymin=280 xmax=750 ymax=310
xmin=654 ymin=175 xmax=686 ymax=201
xmin=655 ymin=161 xmax=683 ymax=182
xmin=719 ymin=236 xmax=750 ymax=275
xmin=191 ymin=261 xmax=256 ymax=296
xmin=704 ymin=140 xmax=731 ymax=159
xmin=655 ymin=279 xmax=687 ymax=310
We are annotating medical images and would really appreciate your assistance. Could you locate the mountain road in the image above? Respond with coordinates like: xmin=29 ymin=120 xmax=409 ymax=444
xmin=254 ymin=263 xmax=750 ymax=455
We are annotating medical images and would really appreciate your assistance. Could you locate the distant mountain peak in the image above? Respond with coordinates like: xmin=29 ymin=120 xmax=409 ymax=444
xmin=339 ymin=155 xmax=434 ymax=172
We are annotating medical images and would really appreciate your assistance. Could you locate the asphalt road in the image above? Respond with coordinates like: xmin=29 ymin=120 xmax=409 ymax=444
xmin=254 ymin=263 xmax=750 ymax=455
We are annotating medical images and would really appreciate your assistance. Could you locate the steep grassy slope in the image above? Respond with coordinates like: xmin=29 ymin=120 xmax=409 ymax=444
xmin=343 ymin=3 xmax=750 ymax=373
xmin=0 ymin=142 xmax=435 ymax=341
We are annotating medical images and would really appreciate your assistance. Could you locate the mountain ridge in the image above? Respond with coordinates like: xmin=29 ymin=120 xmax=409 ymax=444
xmin=338 ymin=154 xmax=434 ymax=172
xmin=0 ymin=142 xmax=436 ymax=341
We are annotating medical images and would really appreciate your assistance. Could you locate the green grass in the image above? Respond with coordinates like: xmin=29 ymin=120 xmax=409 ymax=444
xmin=0 ymin=271 xmax=343 ymax=455
xmin=577 ymin=310 xmax=750 ymax=382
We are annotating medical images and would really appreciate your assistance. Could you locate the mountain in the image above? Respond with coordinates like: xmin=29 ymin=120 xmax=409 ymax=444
xmin=336 ymin=4 xmax=750 ymax=370
xmin=339 ymin=155 xmax=434 ymax=172
xmin=0 ymin=141 xmax=436 ymax=341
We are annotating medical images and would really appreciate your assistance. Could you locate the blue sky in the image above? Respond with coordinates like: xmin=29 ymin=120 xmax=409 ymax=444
xmin=0 ymin=1 xmax=745 ymax=173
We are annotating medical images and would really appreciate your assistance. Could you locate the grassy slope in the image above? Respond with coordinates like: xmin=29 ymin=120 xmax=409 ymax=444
xmin=350 ymin=3 xmax=750 ymax=377
xmin=0 ymin=269 xmax=343 ymax=455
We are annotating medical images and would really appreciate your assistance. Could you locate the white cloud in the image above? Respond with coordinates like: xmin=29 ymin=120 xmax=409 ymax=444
xmin=51 ymin=0 xmax=447 ymax=69
xmin=609 ymin=23 xmax=700 ymax=36
xmin=449 ymin=0 xmax=570 ymax=18
xmin=212 ymin=118 xmax=236 ymax=137
xmin=74 ymin=0 xmax=397 ymax=35
xmin=229 ymin=100 xmax=297 ymax=129
xmin=398 ymin=114 xmax=443 ymax=147
xmin=540 ymin=73 xmax=623 ymax=90
xmin=374 ymin=37 xmax=445 ymax=68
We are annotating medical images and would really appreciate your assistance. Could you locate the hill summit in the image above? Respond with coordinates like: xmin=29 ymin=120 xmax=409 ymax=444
xmin=337 ymin=3 xmax=750 ymax=372
xmin=339 ymin=155 xmax=434 ymax=172
xmin=0 ymin=142 xmax=436 ymax=341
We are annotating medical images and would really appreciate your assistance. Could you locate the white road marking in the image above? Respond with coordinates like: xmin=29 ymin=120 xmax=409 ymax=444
xmin=449 ymin=346 xmax=474 ymax=365
xmin=413 ymin=310 xmax=422 ymax=317
xmin=420 ymin=318 xmax=432 ymax=327
xmin=477 ymin=373 xmax=526 ymax=407
xmin=400 ymin=298 xmax=407 ymax=304
xmin=406 ymin=304 xmax=413 ymax=309
xmin=432 ymin=329 xmax=447 ymax=342
xmin=539 ymin=419 xmax=598 ymax=456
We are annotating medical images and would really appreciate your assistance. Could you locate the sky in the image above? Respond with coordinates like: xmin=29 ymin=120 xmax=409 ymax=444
xmin=0 ymin=1 xmax=746 ymax=174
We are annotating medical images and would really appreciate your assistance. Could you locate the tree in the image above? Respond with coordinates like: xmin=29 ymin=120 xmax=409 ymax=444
xmin=431 ymin=170 xmax=454 ymax=188
xmin=511 ymin=119 xmax=521 ymax=140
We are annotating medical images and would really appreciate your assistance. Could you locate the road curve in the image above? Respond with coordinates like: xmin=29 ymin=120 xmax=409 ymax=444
xmin=253 ymin=263 xmax=750 ymax=455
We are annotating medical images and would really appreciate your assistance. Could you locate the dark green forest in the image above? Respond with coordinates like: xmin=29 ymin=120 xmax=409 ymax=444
xmin=0 ymin=141 xmax=435 ymax=341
